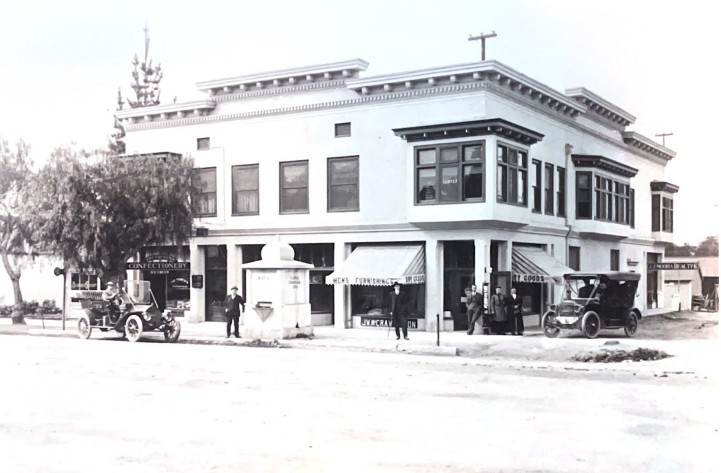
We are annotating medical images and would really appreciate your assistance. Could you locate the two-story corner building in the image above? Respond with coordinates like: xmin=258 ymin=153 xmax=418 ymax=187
xmin=117 ymin=58 xmax=679 ymax=332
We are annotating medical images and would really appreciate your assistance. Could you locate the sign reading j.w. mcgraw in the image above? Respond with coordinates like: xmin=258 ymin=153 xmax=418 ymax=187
xmin=360 ymin=317 xmax=418 ymax=329
xmin=647 ymin=262 xmax=699 ymax=271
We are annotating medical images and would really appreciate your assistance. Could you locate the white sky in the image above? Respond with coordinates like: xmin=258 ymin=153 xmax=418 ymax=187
xmin=1 ymin=0 xmax=719 ymax=245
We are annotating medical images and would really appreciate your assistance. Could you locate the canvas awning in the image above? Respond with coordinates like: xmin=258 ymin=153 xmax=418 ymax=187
xmin=326 ymin=245 xmax=425 ymax=286
xmin=511 ymin=247 xmax=574 ymax=284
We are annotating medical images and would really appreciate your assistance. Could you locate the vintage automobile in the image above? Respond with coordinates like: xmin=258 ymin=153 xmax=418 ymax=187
xmin=77 ymin=280 xmax=181 ymax=343
xmin=541 ymin=272 xmax=642 ymax=339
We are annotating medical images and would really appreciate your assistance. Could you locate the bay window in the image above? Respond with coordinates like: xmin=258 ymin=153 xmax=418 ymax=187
xmin=497 ymin=143 xmax=527 ymax=206
xmin=415 ymin=141 xmax=484 ymax=204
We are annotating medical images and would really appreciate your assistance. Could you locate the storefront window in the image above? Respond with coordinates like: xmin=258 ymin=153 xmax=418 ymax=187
xmin=511 ymin=282 xmax=542 ymax=314
xmin=352 ymin=284 xmax=424 ymax=317
xmin=292 ymin=243 xmax=334 ymax=314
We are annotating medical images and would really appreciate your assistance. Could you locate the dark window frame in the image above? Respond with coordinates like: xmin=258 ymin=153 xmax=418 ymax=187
xmin=197 ymin=137 xmax=210 ymax=150
xmin=414 ymin=141 xmax=485 ymax=205
xmin=569 ymin=246 xmax=581 ymax=271
xmin=327 ymin=156 xmax=360 ymax=212
xmin=334 ymin=122 xmax=351 ymax=138
xmin=662 ymin=196 xmax=674 ymax=232
xmin=576 ymin=171 xmax=592 ymax=219
xmin=279 ymin=160 xmax=310 ymax=215
xmin=577 ymin=170 xmax=632 ymax=225
xmin=557 ymin=166 xmax=566 ymax=217
xmin=652 ymin=194 xmax=661 ymax=232
xmin=532 ymin=159 xmax=542 ymax=213
xmin=544 ymin=163 xmax=554 ymax=215
xmin=630 ymin=188 xmax=635 ymax=228
xmin=496 ymin=142 xmax=528 ymax=207
xmin=231 ymin=164 xmax=260 ymax=216
xmin=610 ymin=249 xmax=620 ymax=271
xmin=192 ymin=167 xmax=217 ymax=217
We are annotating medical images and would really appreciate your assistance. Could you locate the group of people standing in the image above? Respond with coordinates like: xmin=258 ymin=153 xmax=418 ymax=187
xmin=466 ymin=285 xmax=524 ymax=336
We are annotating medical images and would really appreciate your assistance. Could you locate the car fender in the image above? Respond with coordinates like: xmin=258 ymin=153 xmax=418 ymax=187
xmin=631 ymin=308 xmax=642 ymax=319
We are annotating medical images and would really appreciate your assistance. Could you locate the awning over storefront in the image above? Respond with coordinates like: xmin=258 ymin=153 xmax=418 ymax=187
xmin=326 ymin=245 xmax=425 ymax=286
xmin=512 ymin=247 xmax=574 ymax=284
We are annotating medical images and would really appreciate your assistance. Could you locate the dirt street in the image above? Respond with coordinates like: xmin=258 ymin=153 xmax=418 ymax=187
xmin=0 ymin=334 xmax=717 ymax=473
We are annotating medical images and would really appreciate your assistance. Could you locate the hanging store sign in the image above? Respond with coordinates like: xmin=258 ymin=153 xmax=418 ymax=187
xmin=647 ymin=262 xmax=698 ymax=271
xmin=191 ymin=275 xmax=204 ymax=289
xmin=512 ymin=273 xmax=547 ymax=283
xmin=329 ymin=275 xmax=425 ymax=286
xmin=126 ymin=262 xmax=190 ymax=271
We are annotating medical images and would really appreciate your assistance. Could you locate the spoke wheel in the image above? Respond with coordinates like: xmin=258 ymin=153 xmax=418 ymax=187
xmin=542 ymin=312 xmax=560 ymax=338
xmin=624 ymin=312 xmax=638 ymax=337
xmin=78 ymin=317 xmax=92 ymax=340
xmin=164 ymin=318 xmax=181 ymax=343
xmin=581 ymin=311 xmax=601 ymax=339
xmin=125 ymin=315 xmax=143 ymax=343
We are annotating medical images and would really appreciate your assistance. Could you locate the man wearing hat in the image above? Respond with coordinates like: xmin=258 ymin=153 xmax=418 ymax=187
xmin=388 ymin=281 xmax=409 ymax=340
xmin=102 ymin=281 xmax=121 ymax=321
xmin=224 ymin=286 xmax=245 ymax=338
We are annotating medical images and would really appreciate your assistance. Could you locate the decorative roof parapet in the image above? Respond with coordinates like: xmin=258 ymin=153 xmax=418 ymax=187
xmin=195 ymin=59 xmax=369 ymax=97
xmin=622 ymin=131 xmax=676 ymax=161
xmin=650 ymin=181 xmax=680 ymax=193
xmin=571 ymin=154 xmax=639 ymax=178
xmin=116 ymin=100 xmax=216 ymax=123
xmin=564 ymin=87 xmax=636 ymax=128
xmin=346 ymin=60 xmax=587 ymax=119
xmin=393 ymin=118 xmax=544 ymax=145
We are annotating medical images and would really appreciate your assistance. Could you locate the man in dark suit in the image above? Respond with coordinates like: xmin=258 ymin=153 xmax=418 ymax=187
xmin=466 ymin=284 xmax=484 ymax=335
xmin=388 ymin=282 xmax=409 ymax=340
xmin=507 ymin=287 xmax=524 ymax=336
xmin=224 ymin=286 xmax=245 ymax=338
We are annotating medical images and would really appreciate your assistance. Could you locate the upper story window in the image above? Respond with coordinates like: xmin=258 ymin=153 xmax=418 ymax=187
xmin=569 ymin=246 xmax=581 ymax=271
xmin=650 ymin=181 xmax=678 ymax=233
xmin=576 ymin=172 xmax=592 ymax=219
xmin=532 ymin=160 xmax=542 ymax=213
xmin=415 ymin=141 xmax=484 ymax=205
xmin=280 ymin=161 xmax=309 ymax=214
xmin=335 ymin=122 xmax=351 ymax=138
xmin=197 ymin=137 xmax=210 ymax=150
xmin=328 ymin=156 xmax=359 ymax=212
xmin=231 ymin=164 xmax=259 ymax=216
xmin=630 ymin=188 xmax=635 ymax=228
xmin=557 ymin=167 xmax=566 ymax=217
xmin=192 ymin=167 xmax=217 ymax=217
xmin=497 ymin=143 xmax=527 ymax=206
xmin=610 ymin=249 xmax=620 ymax=271
xmin=593 ymin=175 xmax=631 ymax=224
xmin=544 ymin=163 xmax=554 ymax=215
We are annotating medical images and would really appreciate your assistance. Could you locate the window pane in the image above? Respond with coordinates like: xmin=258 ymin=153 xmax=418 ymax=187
xmin=282 ymin=162 xmax=308 ymax=188
xmin=497 ymin=145 xmax=507 ymax=163
xmin=281 ymin=188 xmax=308 ymax=213
xmin=194 ymin=168 xmax=216 ymax=192
xmin=518 ymin=169 xmax=527 ymax=205
xmin=330 ymin=159 xmax=358 ymax=185
xmin=463 ymin=164 xmax=483 ymax=199
xmin=497 ymin=165 xmax=507 ymax=201
xmin=330 ymin=185 xmax=359 ymax=210
xmin=463 ymin=145 xmax=483 ymax=162
xmin=440 ymin=166 xmax=459 ymax=202
xmin=518 ymin=151 xmax=527 ymax=168
xmin=440 ymin=147 xmax=458 ymax=163
xmin=233 ymin=166 xmax=258 ymax=191
xmin=234 ymin=190 xmax=258 ymax=214
xmin=417 ymin=168 xmax=437 ymax=202
xmin=508 ymin=167 xmax=518 ymax=202
xmin=509 ymin=149 xmax=518 ymax=166
xmin=417 ymin=149 xmax=436 ymax=165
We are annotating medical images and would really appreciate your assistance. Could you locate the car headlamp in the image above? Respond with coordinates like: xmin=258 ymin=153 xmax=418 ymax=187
xmin=143 ymin=312 xmax=151 ymax=322
xmin=574 ymin=305 xmax=584 ymax=313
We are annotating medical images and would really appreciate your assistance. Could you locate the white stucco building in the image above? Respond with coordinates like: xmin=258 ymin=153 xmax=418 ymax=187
xmin=117 ymin=58 xmax=679 ymax=331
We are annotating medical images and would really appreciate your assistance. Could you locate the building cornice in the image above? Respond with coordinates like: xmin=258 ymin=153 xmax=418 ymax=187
xmin=571 ymin=154 xmax=639 ymax=178
xmin=346 ymin=60 xmax=586 ymax=120
xmin=116 ymin=100 xmax=216 ymax=122
xmin=565 ymin=87 xmax=636 ymax=128
xmin=650 ymin=180 xmax=680 ymax=193
xmin=210 ymin=80 xmax=346 ymax=102
xmin=393 ymin=118 xmax=544 ymax=145
xmin=195 ymin=59 xmax=369 ymax=96
xmin=622 ymin=131 xmax=676 ymax=161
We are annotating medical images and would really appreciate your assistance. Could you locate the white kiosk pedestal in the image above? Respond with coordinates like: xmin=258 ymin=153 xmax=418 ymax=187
xmin=242 ymin=238 xmax=314 ymax=340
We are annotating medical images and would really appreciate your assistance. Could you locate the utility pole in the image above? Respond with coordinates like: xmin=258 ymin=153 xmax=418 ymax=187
xmin=655 ymin=132 xmax=673 ymax=147
xmin=468 ymin=31 xmax=497 ymax=61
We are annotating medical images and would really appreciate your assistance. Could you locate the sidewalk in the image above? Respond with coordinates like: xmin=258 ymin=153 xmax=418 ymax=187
xmin=1 ymin=315 xmax=718 ymax=376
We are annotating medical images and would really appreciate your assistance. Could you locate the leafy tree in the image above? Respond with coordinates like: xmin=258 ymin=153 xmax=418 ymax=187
xmin=109 ymin=25 xmax=164 ymax=155
xmin=26 ymin=148 xmax=194 ymax=285
xmin=665 ymin=242 xmax=696 ymax=257
xmin=695 ymin=236 xmax=719 ymax=257
xmin=0 ymin=139 xmax=36 ymax=324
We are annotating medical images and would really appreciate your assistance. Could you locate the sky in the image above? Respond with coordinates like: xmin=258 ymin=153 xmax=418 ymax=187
xmin=0 ymin=0 xmax=719 ymax=245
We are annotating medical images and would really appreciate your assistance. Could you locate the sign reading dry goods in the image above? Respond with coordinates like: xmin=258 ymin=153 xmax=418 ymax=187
xmin=647 ymin=262 xmax=699 ymax=271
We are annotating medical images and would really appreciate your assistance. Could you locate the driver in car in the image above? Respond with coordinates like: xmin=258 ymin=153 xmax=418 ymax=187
xmin=102 ymin=282 xmax=121 ymax=320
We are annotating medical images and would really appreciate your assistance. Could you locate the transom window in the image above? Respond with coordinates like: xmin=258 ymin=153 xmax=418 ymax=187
xmin=231 ymin=164 xmax=259 ymax=216
xmin=415 ymin=141 xmax=484 ymax=204
xmin=497 ymin=143 xmax=527 ymax=206
xmin=280 ymin=161 xmax=309 ymax=214
xmin=192 ymin=167 xmax=217 ymax=217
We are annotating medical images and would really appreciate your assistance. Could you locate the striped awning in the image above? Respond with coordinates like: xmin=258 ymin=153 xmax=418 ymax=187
xmin=326 ymin=245 xmax=425 ymax=286
xmin=512 ymin=247 xmax=574 ymax=284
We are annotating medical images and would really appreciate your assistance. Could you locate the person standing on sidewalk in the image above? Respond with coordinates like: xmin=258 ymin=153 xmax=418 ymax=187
xmin=466 ymin=284 xmax=484 ymax=335
xmin=388 ymin=282 xmax=409 ymax=340
xmin=489 ymin=286 xmax=508 ymax=334
xmin=224 ymin=286 xmax=245 ymax=338
xmin=508 ymin=287 xmax=524 ymax=336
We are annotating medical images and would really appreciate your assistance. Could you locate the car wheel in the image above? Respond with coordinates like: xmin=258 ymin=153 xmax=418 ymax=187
xmin=164 ymin=318 xmax=181 ymax=343
xmin=77 ymin=316 xmax=92 ymax=340
xmin=581 ymin=311 xmax=601 ymax=339
xmin=542 ymin=312 xmax=560 ymax=338
xmin=624 ymin=312 xmax=638 ymax=337
xmin=125 ymin=315 xmax=143 ymax=343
